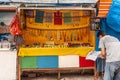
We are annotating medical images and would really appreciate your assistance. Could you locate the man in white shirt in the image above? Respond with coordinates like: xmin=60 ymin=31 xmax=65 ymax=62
xmin=97 ymin=30 xmax=120 ymax=80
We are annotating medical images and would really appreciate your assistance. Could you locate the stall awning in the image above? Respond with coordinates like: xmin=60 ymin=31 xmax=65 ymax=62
xmin=97 ymin=0 xmax=112 ymax=18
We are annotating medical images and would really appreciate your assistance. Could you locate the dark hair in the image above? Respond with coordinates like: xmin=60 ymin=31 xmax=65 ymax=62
xmin=97 ymin=30 xmax=106 ymax=37
xmin=0 ymin=22 xmax=5 ymax=26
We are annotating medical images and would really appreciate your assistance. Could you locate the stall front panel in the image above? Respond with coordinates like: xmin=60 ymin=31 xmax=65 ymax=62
xmin=18 ymin=9 xmax=96 ymax=80
xmin=59 ymin=55 xmax=79 ymax=68
xmin=19 ymin=47 xmax=94 ymax=69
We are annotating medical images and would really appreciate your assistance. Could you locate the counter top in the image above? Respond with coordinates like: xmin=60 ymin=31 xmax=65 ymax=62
xmin=18 ymin=47 xmax=94 ymax=57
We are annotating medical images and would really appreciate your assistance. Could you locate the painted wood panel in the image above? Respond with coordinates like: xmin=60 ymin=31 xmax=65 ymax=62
xmin=0 ymin=51 xmax=17 ymax=80
xmin=59 ymin=55 xmax=79 ymax=68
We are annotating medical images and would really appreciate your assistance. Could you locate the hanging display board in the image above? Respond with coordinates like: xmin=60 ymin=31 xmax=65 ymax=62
xmin=20 ymin=10 xmax=96 ymax=46
xmin=97 ymin=0 xmax=112 ymax=18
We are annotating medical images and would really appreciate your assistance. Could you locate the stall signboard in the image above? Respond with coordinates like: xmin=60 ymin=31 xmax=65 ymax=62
xmin=10 ymin=0 xmax=98 ymax=3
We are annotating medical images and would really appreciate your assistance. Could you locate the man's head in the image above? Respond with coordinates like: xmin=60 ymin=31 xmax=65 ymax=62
xmin=97 ymin=30 xmax=106 ymax=39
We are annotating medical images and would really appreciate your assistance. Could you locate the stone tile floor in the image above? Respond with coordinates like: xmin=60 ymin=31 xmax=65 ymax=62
xmin=22 ymin=71 xmax=103 ymax=80
xmin=22 ymin=75 xmax=93 ymax=80
xmin=22 ymin=75 xmax=103 ymax=80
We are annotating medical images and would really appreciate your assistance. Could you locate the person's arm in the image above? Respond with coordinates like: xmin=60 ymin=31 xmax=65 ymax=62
xmin=99 ymin=48 xmax=106 ymax=59
xmin=98 ymin=38 xmax=106 ymax=59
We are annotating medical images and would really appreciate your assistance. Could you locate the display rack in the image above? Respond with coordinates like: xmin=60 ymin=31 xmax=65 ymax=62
xmin=18 ymin=7 xmax=97 ymax=80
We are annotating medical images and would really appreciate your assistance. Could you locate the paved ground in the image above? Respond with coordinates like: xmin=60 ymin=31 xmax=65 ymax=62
xmin=22 ymin=75 xmax=94 ymax=80
xmin=22 ymin=70 xmax=103 ymax=80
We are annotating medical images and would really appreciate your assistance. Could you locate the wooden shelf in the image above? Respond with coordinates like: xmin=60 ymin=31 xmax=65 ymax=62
xmin=20 ymin=67 xmax=95 ymax=80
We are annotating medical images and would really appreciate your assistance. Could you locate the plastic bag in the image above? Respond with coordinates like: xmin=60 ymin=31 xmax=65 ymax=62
xmin=106 ymin=0 xmax=120 ymax=32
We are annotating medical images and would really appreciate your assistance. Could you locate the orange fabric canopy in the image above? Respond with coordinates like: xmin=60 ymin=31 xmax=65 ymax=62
xmin=97 ymin=0 xmax=112 ymax=18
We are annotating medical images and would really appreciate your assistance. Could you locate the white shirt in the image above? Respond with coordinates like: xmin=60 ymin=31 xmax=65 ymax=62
xmin=99 ymin=35 xmax=120 ymax=62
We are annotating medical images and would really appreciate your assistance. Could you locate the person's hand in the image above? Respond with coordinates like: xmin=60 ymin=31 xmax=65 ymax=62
xmin=98 ymin=54 xmax=104 ymax=59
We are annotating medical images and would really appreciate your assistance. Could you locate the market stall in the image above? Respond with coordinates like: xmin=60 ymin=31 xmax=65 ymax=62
xmin=14 ymin=1 xmax=98 ymax=79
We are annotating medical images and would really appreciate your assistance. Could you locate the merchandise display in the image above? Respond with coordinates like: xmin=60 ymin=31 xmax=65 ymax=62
xmin=17 ymin=9 xmax=96 ymax=80
xmin=20 ymin=10 xmax=95 ymax=48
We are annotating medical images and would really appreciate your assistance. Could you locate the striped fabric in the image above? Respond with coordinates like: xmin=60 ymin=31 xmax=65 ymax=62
xmin=72 ymin=12 xmax=80 ymax=23
xmin=44 ymin=12 xmax=52 ymax=23
xmin=97 ymin=0 xmax=112 ymax=18
xmin=54 ymin=12 xmax=62 ymax=25
xmin=26 ymin=10 xmax=34 ymax=18
xmin=64 ymin=12 xmax=72 ymax=24
xmin=35 ymin=10 xmax=44 ymax=23
xmin=83 ymin=11 xmax=90 ymax=16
